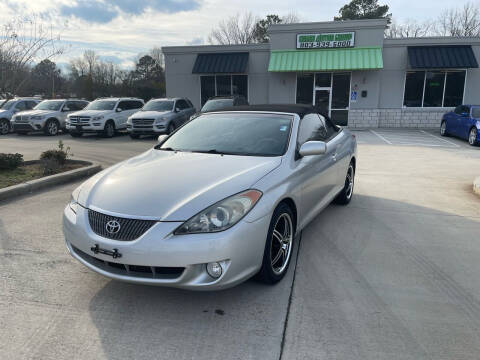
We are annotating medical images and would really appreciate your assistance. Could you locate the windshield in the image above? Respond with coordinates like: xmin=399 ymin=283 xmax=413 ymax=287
xmin=85 ymin=100 xmax=116 ymax=111
xmin=142 ymin=100 xmax=173 ymax=112
xmin=34 ymin=100 xmax=64 ymax=111
xmin=201 ymin=99 xmax=234 ymax=112
xmin=2 ymin=100 xmax=16 ymax=110
xmin=158 ymin=113 xmax=292 ymax=156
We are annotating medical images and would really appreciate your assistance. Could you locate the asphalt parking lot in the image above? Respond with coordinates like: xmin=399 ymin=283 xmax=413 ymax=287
xmin=1 ymin=129 xmax=480 ymax=360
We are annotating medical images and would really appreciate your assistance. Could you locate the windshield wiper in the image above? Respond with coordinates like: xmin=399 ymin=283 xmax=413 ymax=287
xmin=157 ymin=147 xmax=178 ymax=151
xmin=191 ymin=149 xmax=229 ymax=155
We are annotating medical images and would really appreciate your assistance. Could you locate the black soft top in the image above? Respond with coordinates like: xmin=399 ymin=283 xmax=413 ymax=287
xmin=214 ymin=104 xmax=319 ymax=118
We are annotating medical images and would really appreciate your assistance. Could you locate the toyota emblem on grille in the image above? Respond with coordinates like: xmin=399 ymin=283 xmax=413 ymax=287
xmin=105 ymin=220 xmax=121 ymax=234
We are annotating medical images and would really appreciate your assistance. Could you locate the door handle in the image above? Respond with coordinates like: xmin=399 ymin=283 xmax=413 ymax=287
xmin=332 ymin=153 xmax=337 ymax=161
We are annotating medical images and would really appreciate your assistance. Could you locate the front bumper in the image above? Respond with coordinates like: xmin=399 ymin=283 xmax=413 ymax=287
xmin=12 ymin=122 xmax=44 ymax=131
xmin=66 ymin=123 xmax=104 ymax=133
xmin=63 ymin=205 xmax=270 ymax=290
xmin=127 ymin=124 xmax=167 ymax=134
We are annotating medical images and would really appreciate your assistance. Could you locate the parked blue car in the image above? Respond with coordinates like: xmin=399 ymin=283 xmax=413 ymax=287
xmin=441 ymin=105 xmax=480 ymax=146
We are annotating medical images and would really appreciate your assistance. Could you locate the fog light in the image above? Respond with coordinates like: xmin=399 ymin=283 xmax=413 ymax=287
xmin=206 ymin=262 xmax=222 ymax=278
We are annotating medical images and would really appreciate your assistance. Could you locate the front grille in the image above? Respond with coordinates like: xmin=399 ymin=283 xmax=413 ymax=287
xmin=13 ymin=123 xmax=34 ymax=130
xmin=132 ymin=119 xmax=155 ymax=128
xmin=88 ymin=209 xmax=155 ymax=241
xmin=69 ymin=116 xmax=90 ymax=124
xmin=71 ymin=245 xmax=185 ymax=279
xmin=16 ymin=115 xmax=30 ymax=123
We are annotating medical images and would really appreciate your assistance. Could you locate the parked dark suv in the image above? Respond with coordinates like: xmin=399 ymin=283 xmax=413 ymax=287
xmin=190 ymin=95 xmax=249 ymax=120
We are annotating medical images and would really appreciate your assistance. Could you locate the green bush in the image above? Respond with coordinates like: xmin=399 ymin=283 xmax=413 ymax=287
xmin=40 ymin=140 xmax=73 ymax=175
xmin=0 ymin=153 xmax=24 ymax=170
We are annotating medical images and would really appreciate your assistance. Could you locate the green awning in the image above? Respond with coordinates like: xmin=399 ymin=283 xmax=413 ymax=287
xmin=268 ymin=47 xmax=383 ymax=72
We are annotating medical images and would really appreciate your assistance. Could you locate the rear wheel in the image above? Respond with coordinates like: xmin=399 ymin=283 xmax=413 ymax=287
xmin=440 ymin=121 xmax=448 ymax=136
xmin=44 ymin=119 xmax=59 ymax=136
xmin=103 ymin=121 xmax=115 ymax=138
xmin=257 ymin=203 xmax=295 ymax=284
xmin=334 ymin=161 xmax=355 ymax=205
xmin=468 ymin=127 xmax=478 ymax=146
xmin=0 ymin=119 xmax=10 ymax=135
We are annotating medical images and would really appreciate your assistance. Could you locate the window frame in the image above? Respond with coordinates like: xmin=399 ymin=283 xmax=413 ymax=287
xmin=402 ymin=69 xmax=467 ymax=108
xmin=200 ymin=74 xmax=249 ymax=106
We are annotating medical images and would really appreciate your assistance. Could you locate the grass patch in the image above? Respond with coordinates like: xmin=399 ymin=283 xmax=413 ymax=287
xmin=0 ymin=162 xmax=84 ymax=189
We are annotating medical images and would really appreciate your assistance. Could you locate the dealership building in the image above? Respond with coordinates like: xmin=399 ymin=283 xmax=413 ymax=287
xmin=162 ymin=19 xmax=480 ymax=127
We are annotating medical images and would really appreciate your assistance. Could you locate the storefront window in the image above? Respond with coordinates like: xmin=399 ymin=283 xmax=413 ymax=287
xmin=232 ymin=75 xmax=248 ymax=99
xmin=423 ymin=71 xmax=445 ymax=107
xmin=331 ymin=73 xmax=350 ymax=109
xmin=201 ymin=75 xmax=248 ymax=105
xmin=403 ymin=70 xmax=466 ymax=107
xmin=444 ymin=71 xmax=466 ymax=107
xmin=216 ymin=75 xmax=231 ymax=96
xmin=296 ymin=73 xmax=314 ymax=104
xmin=315 ymin=73 xmax=331 ymax=87
xmin=403 ymin=71 xmax=424 ymax=107
xmin=201 ymin=76 xmax=215 ymax=106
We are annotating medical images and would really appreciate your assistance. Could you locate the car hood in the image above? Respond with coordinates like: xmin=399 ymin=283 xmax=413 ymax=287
xmin=77 ymin=149 xmax=281 ymax=221
xmin=69 ymin=110 xmax=112 ymax=117
xmin=18 ymin=109 xmax=57 ymax=117
xmin=130 ymin=110 xmax=171 ymax=119
xmin=0 ymin=110 xmax=12 ymax=118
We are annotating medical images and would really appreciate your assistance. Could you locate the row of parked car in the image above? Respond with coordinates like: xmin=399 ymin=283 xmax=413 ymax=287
xmin=0 ymin=95 xmax=249 ymax=139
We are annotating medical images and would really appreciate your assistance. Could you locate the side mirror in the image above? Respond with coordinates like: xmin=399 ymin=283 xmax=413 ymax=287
xmin=299 ymin=141 xmax=327 ymax=157
xmin=116 ymin=108 xmax=123 ymax=112
xmin=175 ymin=107 xmax=180 ymax=113
xmin=157 ymin=134 xmax=168 ymax=143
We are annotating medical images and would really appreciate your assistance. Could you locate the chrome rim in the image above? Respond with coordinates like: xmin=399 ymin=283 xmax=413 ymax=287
xmin=440 ymin=122 xmax=446 ymax=135
xmin=106 ymin=123 xmax=114 ymax=137
xmin=469 ymin=129 xmax=477 ymax=145
xmin=48 ymin=121 xmax=57 ymax=135
xmin=0 ymin=120 xmax=8 ymax=134
xmin=270 ymin=213 xmax=293 ymax=275
xmin=346 ymin=165 xmax=354 ymax=199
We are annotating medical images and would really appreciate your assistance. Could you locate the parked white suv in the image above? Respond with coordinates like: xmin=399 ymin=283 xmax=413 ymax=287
xmin=11 ymin=99 xmax=89 ymax=136
xmin=0 ymin=98 xmax=40 ymax=135
xmin=66 ymin=97 xmax=144 ymax=138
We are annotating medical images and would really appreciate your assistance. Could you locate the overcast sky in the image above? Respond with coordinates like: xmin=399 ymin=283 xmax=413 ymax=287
xmin=0 ymin=0 xmax=474 ymax=70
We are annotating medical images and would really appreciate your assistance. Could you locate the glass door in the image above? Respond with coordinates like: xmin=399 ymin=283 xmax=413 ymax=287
xmin=314 ymin=89 xmax=331 ymax=116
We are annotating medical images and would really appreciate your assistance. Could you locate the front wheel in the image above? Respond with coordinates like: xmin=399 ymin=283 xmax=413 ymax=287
xmin=440 ymin=121 xmax=448 ymax=137
xmin=334 ymin=162 xmax=355 ymax=205
xmin=103 ymin=121 xmax=115 ymax=138
xmin=468 ymin=127 xmax=478 ymax=146
xmin=0 ymin=119 xmax=10 ymax=135
xmin=44 ymin=119 xmax=59 ymax=136
xmin=257 ymin=203 xmax=295 ymax=284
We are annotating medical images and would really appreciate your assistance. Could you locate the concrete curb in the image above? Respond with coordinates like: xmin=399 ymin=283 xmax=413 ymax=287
xmin=0 ymin=160 xmax=101 ymax=202
xmin=474 ymin=177 xmax=480 ymax=197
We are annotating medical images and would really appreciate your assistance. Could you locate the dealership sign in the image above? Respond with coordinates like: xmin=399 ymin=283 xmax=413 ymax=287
xmin=297 ymin=32 xmax=355 ymax=49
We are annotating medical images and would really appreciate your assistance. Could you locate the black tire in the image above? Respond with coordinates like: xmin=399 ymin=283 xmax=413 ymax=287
xmin=70 ymin=132 xmax=82 ymax=138
xmin=440 ymin=121 xmax=448 ymax=137
xmin=257 ymin=203 xmax=295 ymax=284
xmin=334 ymin=161 xmax=355 ymax=205
xmin=468 ymin=127 xmax=478 ymax=146
xmin=129 ymin=134 xmax=140 ymax=139
xmin=0 ymin=118 xmax=10 ymax=135
xmin=44 ymin=119 xmax=59 ymax=136
xmin=167 ymin=122 xmax=175 ymax=134
xmin=103 ymin=121 xmax=115 ymax=138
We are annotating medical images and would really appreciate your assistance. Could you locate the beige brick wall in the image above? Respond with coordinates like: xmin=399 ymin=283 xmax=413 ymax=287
xmin=348 ymin=108 xmax=454 ymax=128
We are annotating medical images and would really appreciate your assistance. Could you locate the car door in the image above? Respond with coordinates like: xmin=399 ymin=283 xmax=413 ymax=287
xmin=458 ymin=105 xmax=472 ymax=140
xmin=116 ymin=101 xmax=130 ymax=128
xmin=175 ymin=99 xmax=189 ymax=126
xmin=296 ymin=114 xmax=338 ymax=227
xmin=184 ymin=99 xmax=196 ymax=119
xmin=60 ymin=101 xmax=74 ymax=125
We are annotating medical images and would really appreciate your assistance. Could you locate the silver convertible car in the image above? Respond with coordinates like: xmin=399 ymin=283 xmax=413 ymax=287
xmin=63 ymin=105 xmax=357 ymax=290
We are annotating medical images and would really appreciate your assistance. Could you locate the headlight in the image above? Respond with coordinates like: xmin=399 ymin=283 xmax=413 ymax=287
xmin=155 ymin=117 xmax=168 ymax=124
xmin=93 ymin=115 xmax=104 ymax=121
xmin=31 ymin=115 xmax=44 ymax=121
xmin=69 ymin=195 xmax=78 ymax=214
xmin=174 ymin=190 xmax=262 ymax=235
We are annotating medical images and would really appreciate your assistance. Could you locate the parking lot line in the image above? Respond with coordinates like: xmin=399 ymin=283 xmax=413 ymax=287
xmin=370 ymin=129 xmax=392 ymax=144
xmin=419 ymin=130 xmax=460 ymax=148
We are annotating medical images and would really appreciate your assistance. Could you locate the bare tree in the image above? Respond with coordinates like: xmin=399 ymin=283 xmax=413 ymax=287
xmin=435 ymin=2 xmax=480 ymax=36
xmin=385 ymin=19 xmax=434 ymax=38
xmin=0 ymin=15 xmax=65 ymax=97
xmin=149 ymin=47 xmax=164 ymax=68
xmin=208 ymin=12 xmax=258 ymax=45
